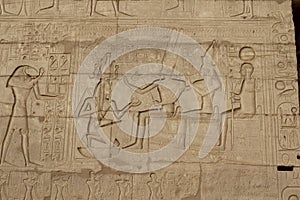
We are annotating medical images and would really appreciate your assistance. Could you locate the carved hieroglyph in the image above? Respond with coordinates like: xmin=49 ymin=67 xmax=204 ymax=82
xmin=0 ymin=0 xmax=299 ymax=199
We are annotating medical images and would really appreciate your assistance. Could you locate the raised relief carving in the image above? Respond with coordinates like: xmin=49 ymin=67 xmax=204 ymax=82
xmin=115 ymin=176 xmax=132 ymax=200
xmin=51 ymin=173 xmax=70 ymax=200
xmin=275 ymin=80 xmax=297 ymax=98
xmin=0 ymin=170 xmax=8 ymax=199
xmin=76 ymin=55 xmax=141 ymax=156
xmin=231 ymin=0 xmax=254 ymax=19
xmin=147 ymin=173 xmax=163 ymax=200
xmin=230 ymin=63 xmax=256 ymax=118
xmin=1 ymin=65 xmax=57 ymax=167
xmin=89 ymin=0 xmax=133 ymax=17
xmin=86 ymin=171 xmax=103 ymax=200
xmin=36 ymin=0 xmax=60 ymax=15
xmin=217 ymin=44 xmax=259 ymax=150
xmin=0 ymin=0 xmax=298 ymax=199
xmin=0 ymin=0 xmax=13 ymax=15
xmin=278 ymin=103 xmax=299 ymax=150
xmin=282 ymin=187 xmax=300 ymax=200
xmin=272 ymin=12 xmax=294 ymax=44
xmin=23 ymin=172 xmax=39 ymax=200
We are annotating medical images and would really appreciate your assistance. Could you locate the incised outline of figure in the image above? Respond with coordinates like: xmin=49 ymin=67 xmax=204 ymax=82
xmin=77 ymin=55 xmax=141 ymax=151
xmin=1 ymin=65 xmax=57 ymax=167
xmin=89 ymin=0 xmax=133 ymax=17
xmin=231 ymin=0 xmax=253 ymax=19
xmin=36 ymin=0 xmax=59 ymax=14
xmin=147 ymin=173 xmax=163 ymax=200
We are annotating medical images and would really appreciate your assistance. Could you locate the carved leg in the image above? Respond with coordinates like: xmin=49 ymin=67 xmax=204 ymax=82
xmin=122 ymin=112 xmax=141 ymax=149
xmin=123 ymin=111 xmax=146 ymax=149
xmin=177 ymin=117 xmax=187 ymax=149
xmin=218 ymin=114 xmax=228 ymax=150
xmin=166 ymin=0 xmax=180 ymax=11
xmin=90 ymin=0 xmax=106 ymax=16
xmin=112 ymin=0 xmax=133 ymax=17
xmin=20 ymin=129 xmax=30 ymax=166
xmin=243 ymin=0 xmax=254 ymax=19
xmin=230 ymin=0 xmax=253 ymax=19
xmin=36 ymin=0 xmax=59 ymax=14
xmin=0 ymin=128 xmax=15 ymax=164
xmin=17 ymin=0 xmax=27 ymax=16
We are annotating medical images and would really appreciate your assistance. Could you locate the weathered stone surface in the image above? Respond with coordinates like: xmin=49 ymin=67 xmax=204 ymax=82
xmin=0 ymin=0 xmax=298 ymax=199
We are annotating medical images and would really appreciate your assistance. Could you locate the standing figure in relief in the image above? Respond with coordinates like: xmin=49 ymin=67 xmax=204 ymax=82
xmin=90 ymin=0 xmax=133 ymax=16
xmin=1 ymin=65 xmax=57 ymax=167
xmin=147 ymin=173 xmax=163 ymax=200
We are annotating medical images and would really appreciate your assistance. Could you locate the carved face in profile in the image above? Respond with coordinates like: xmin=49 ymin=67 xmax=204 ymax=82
xmin=23 ymin=65 xmax=39 ymax=80
xmin=7 ymin=65 xmax=39 ymax=87
xmin=240 ymin=63 xmax=254 ymax=78
xmin=150 ymin=173 xmax=157 ymax=181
